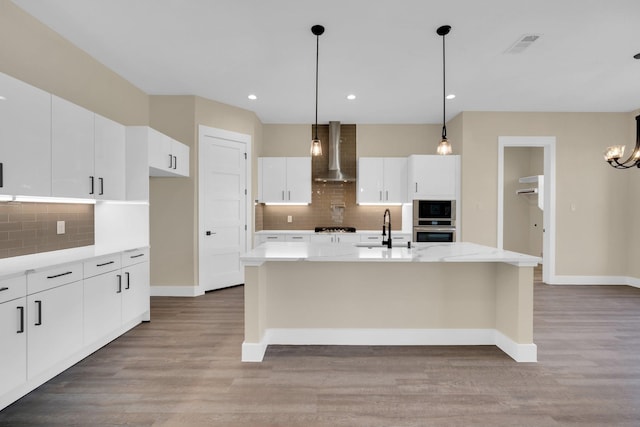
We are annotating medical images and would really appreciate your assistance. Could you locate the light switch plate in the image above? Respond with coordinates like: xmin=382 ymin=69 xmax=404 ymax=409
xmin=56 ymin=220 xmax=65 ymax=234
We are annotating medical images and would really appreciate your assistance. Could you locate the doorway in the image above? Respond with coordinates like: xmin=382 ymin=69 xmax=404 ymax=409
xmin=498 ymin=137 xmax=556 ymax=284
xmin=198 ymin=125 xmax=251 ymax=292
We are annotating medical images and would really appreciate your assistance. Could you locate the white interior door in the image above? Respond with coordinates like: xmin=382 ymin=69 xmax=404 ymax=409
xmin=199 ymin=130 xmax=249 ymax=291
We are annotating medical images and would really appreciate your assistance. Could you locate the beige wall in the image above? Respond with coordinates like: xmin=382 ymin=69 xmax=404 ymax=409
xmin=0 ymin=1 xmax=148 ymax=125
xmin=503 ymin=147 xmax=543 ymax=256
xmin=262 ymin=124 xmax=310 ymax=157
xmin=627 ymin=109 xmax=640 ymax=279
xmin=356 ymin=124 xmax=441 ymax=157
xmin=461 ymin=112 xmax=631 ymax=277
xmin=148 ymin=95 xmax=262 ymax=287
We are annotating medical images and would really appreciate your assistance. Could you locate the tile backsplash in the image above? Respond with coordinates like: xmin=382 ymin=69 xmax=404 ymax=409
xmin=258 ymin=124 xmax=403 ymax=232
xmin=0 ymin=202 xmax=94 ymax=259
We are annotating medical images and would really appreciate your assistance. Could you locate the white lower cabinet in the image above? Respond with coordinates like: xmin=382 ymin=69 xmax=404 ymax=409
xmin=121 ymin=256 xmax=150 ymax=324
xmin=0 ymin=274 xmax=27 ymax=397
xmin=26 ymin=280 xmax=83 ymax=380
xmin=309 ymin=233 xmax=360 ymax=244
xmin=84 ymin=270 xmax=122 ymax=345
xmin=1 ymin=247 xmax=150 ymax=411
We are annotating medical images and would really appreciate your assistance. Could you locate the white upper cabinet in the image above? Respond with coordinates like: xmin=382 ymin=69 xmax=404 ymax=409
xmin=94 ymin=114 xmax=125 ymax=200
xmin=51 ymin=95 xmax=95 ymax=198
xmin=407 ymin=155 xmax=460 ymax=201
xmin=0 ymin=72 xmax=52 ymax=197
xmin=148 ymin=127 xmax=190 ymax=177
xmin=52 ymin=98 xmax=126 ymax=200
xmin=357 ymin=157 xmax=407 ymax=204
xmin=258 ymin=157 xmax=311 ymax=204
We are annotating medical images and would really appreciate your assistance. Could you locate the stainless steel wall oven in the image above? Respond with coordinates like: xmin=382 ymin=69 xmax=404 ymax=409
xmin=413 ymin=200 xmax=456 ymax=242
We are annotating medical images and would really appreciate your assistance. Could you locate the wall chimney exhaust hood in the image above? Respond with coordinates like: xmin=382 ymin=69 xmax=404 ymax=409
xmin=314 ymin=121 xmax=355 ymax=182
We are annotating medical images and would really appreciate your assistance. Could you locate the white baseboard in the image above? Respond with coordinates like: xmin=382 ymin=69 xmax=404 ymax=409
xmin=242 ymin=328 xmax=536 ymax=363
xmin=150 ymin=285 xmax=204 ymax=297
xmin=549 ymin=275 xmax=638 ymax=286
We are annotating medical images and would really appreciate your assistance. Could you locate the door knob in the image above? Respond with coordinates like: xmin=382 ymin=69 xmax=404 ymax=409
xmin=206 ymin=231 xmax=216 ymax=236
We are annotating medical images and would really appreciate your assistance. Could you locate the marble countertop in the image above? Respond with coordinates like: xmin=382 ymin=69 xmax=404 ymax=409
xmin=241 ymin=241 xmax=541 ymax=267
xmin=0 ymin=245 xmax=147 ymax=279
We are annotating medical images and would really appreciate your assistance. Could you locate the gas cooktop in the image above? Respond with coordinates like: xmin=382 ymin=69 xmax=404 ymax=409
xmin=314 ymin=226 xmax=357 ymax=233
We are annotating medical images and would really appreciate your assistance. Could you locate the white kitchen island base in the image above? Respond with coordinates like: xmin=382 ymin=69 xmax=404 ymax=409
xmin=241 ymin=243 xmax=539 ymax=363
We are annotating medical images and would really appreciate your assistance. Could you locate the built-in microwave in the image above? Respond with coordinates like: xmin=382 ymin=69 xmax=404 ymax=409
xmin=413 ymin=200 xmax=456 ymax=242
xmin=413 ymin=199 xmax=455 ymax=222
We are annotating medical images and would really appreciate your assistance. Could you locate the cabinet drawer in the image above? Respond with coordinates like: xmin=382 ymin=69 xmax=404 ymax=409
xmin=360 ymin=234 xmax=383 ymax=243
xmin=260 ymin=234 xmax=284 ymax=243
xmin=83 ymin=254 xmax=122 ymax=279
xmin=27 ymin=263 xmax=82 ymax=295
xmin=0 ymin=274 xmax=26 ymax=304
xmin=285 ymin=235 xmax=309 ymax=242
xmin=121 ymin=247 xmax=149 ymax=267
xmin=391 ymin=234 xmax=410 ymax=242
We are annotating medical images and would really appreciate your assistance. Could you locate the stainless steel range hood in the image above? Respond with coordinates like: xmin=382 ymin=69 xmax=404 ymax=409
xmin=314 ymin=121 xmax=355 ymax=182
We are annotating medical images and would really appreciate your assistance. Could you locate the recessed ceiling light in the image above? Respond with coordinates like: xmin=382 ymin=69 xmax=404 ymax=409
xmin=248 ymin=94 xmax=257 ymax=100
xmin=0 ymin=96 xmax=6 ymax=101
xmin=346 ymin=94 xmax=356 ymax=100
xmin=446 ymin=94 xmax=456 ymax=100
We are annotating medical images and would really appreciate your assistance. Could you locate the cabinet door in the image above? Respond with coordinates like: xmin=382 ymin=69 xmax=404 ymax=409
xmin=285 ymin=157 xmax=311 ymax=203
xmin=27 ymin=280 xmax=83 ymax=380
xmin=148 ymin=128 xmax=173 ymax=175
xmin=0 ymin=72 xmax=51 ymax=196
xmin=408 ymin=155 xmax=459 ymax=200
xmin=122 ymin=262 xmax=149 ymax=325
xmin=171 ymin=140 xmax=190 ymax=177
xmin=334 ymin=234 xmax=360 ymax=244
xmin=259 ymin=157 xmax=287 ymax=203
xmin=357 ymin=158 xmax=384 ymax=204
xmin=309 ymin=234 xmax=333 ymax=244
xmin=0 ymin=297 xmax=27 ymax=396
xmin=383 ymin=158 xmax=408 ymax=203
xmin=51 ymin=96 xmax=95 ymax=198
xmin=94 ymin=114 xmax=125 ymax=200
xmin=83 ymin=271 xmax=122 ymax=345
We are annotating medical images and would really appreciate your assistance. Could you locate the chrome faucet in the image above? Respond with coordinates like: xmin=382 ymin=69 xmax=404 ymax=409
xmin=382 ymin=208 xmax=392 ymax=248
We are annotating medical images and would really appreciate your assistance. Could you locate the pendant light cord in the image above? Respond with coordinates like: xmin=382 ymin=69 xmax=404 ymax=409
xmin=314 ymin=34 xmax=319 ymax=140
xmin=442 ymin=32 xmax=447 ymax=139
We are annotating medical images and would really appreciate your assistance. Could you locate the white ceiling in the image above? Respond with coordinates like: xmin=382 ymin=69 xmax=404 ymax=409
xmin=12 ymin=0 xmax=640 ymax=124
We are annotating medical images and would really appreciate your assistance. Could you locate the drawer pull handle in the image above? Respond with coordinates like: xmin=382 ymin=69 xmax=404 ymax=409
xmin=35 ymin=300 xmax=42 ymax=326
xmin=125 ymin=272 xmax=130 ymax=290
xmin=0 ymin=286 xmax=9 ymax=292
xmin=17 ymin=306 xmax=24 ymax=333
xmin=367 ymin=237 xmax=378 ymax=240
xmin=117 ymin=275 xmax=122 ymax=294
xmin=47 ymin=271 xmax=72 ymax=279
xmin=130 ymin=253 xmax=144 ymax=259
xmin=90 ymin=176 xmax=95 ymax=195
xmin=97 ymin=261 xmax=115 ymax=267
xmin=99 ymin=177 xmax=104 ymax=195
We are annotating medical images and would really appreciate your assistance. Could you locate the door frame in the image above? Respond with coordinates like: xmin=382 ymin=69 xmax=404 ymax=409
xmin=497 ymin=136 xmax=556 ymax=284
xmin=197 ymin=125 xmax=252 ymax=291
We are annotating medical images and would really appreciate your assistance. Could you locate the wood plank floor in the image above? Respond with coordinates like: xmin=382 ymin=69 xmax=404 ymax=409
xmin=2 ymin=271 xmax=640 ymax=426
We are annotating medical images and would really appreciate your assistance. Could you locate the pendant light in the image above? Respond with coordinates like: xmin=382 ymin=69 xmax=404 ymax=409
xmin=310 ymin=24 xmax=325 ymax=156
xmin=436 ymin=25 xmax=453 ymax=156
xmin=604 ymin=115 xmax=640 ymax=169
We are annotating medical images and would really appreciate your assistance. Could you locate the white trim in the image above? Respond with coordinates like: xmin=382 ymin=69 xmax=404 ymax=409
xmin=497 ymin=136 xmax=556 ymax=284
xmin=241 ymin=341 xmax=269 ymax=362
xmin=197 ymin=125 xmax=252 ymax=292
xmin=549 ymin=275 xmax=640 ymax=286
xmin=243 ymin=328 xmax=537 ymax=363
xmin=149 ymin=285 xmax=204 ymax=297
xmin=494 ymin=330 xmax=537 ymax=362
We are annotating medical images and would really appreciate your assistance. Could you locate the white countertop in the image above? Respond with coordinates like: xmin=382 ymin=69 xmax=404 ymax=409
xmin=0 ymin=245 xmax=146 ymax=278
xmin=241 ymin=242 xmax=541 ymax=267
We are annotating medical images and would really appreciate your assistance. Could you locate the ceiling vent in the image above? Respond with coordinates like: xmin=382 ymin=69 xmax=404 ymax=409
xmin=505 ymin=34 xmax=541 ymax=54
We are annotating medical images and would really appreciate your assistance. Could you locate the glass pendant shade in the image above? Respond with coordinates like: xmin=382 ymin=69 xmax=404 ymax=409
xmin=437 ymin=137 xmax=452 ymax=155
xmin=310 ymin=138 xmax=322 ymax=156
xmin=603 ymin=145 xmax=625 ymax=162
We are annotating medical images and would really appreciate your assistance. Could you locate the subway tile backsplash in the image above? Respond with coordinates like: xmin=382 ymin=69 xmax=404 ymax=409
xmin=259 ymin=124 xmax=403 ymax=232
xmin=0 ymin=202 xmax=94 ymax=259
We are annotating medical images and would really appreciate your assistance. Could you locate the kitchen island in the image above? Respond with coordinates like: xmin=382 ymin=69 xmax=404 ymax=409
xmin=240 ymin=242 xmax=540 ymax=363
